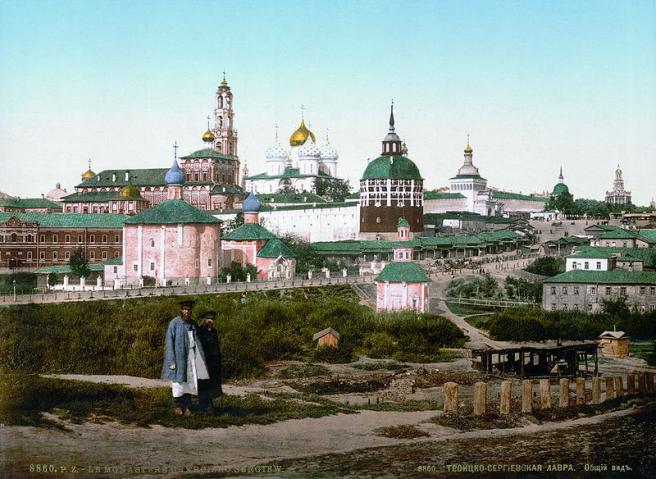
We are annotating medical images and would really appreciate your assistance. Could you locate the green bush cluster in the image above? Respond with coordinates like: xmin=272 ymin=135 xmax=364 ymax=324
xmin=486 ymin=302 xmax=656 ymax=342
xmin=524 ymin=257 xmax=565 ymax=277
xmin=445 ymin=275 xmax=502 ymax=300
xmin=0 ymin=286 xmax=465 ymax=380
xmin=0 ymin=273 xmax=37 ymax=295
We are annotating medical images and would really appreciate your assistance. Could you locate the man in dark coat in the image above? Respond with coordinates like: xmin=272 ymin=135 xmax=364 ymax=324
xmin=162 ymin=300 xmax=209 ymax=416
xmin=197 ymin=310 xmax=223 ymax=413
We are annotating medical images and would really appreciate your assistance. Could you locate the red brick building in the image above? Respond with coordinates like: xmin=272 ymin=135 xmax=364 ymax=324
xmin=0 ymin=212 xmax=125 ymax=270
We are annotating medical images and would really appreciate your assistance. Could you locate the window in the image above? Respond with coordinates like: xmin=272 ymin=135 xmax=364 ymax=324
xmin=584 ymin=261 xmax=589 ymax=270
xmin=26 ymin=234 xmax=33 ymax=243
xmin=640 ymin=287 xmax=646 ymax=295
xmin=376 ymin=217 xmax=381 ymax=224
xmin=574 ymin=286 xmax=579 ymax=296
xmin=65 ymin=251 xmax=70 ymax=260
xmin=90 ymin=235 xmax=95 ymax=243
xmin=572 ymin=262 xmax=578 ymax=270
xmin=551 ymin=287 xmax=556 ymax=295
xmin=133 ymin=264 xmax=138 ymax=272
xmin=651 ymin=305 xmax=656 ymax=312
xmin=596 ymin=262 xmax=602 ymax=270
xmin=150 ymin=239 xmax=155 ymax=248
xmin=620 ymin=287 xmax=627 ymax=296
xmin=102 ymin=235 xmax=107 ymax=243
xmin=150 ymin=262 xmax=155 ymax=271
xmin=52 ymin=234 xmax=58 ymax=243
xmin=102 ymin=251 xmax=108 ymax=260
xmin=65 ymin=234 xmax=70 ymax=243
xmin=562 ymin=286 xmax=568 ymax=295
xmin=52 ymin=251 xmax=58 ymax=261
xmin=195 ymin=259 xmax=199 ymax=268
xmin=40 ymin=251 xmax=45 ymax=260
xmin=27 ymin=251 xmax=32 ymax=260
xmin=208 ymin=258 xmax=212 ymax=267
xmin=115 ymin=235 xmax=119 ymax=242
xmin=114 ymin=251 xmax=120 ymax=257
xmin=606 ymin=287 xmax=612 ymax=295
xmin=40 ymin=234 xmax=45 ymax=242
xmin=590 ymin=287 xmax=596 ymax=295
xmin=78 ymin=235 xmax=83 ymax=243
xmin=113 ymin=266 xmax=117 ymax=274
xmin=89 ymin=251 xmax=95 ymax=260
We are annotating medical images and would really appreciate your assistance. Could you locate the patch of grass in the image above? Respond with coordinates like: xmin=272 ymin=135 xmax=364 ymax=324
xmin=464 ymin=314 xmax=493 ymax=331
xmin=446 ymin=302 xmax=492 ymax=317
xmin=629 ymin=341 xmax=656 ymax=366
xmin=429 ymin=412 xmax=526 ymax=431
xmin=288 ymin=378 xmax=390 ymax=395
xmin=0 ymin=374 xmax=353 ymax=429
xmin=374 ymin=424 xmax=429 ymax=439
xmin=276 ymin=363 xmax=332 ymax=379
xmin=356 ymin=399 xmax=441 ymax=412
xmin=349 ymin=362 xmax=408 ymax=371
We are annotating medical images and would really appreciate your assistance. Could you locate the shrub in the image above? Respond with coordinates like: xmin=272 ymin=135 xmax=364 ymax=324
xmin=525 ymin=257 xmax=565 ymax=277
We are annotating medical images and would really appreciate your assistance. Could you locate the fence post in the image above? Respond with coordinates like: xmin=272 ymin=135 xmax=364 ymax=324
xmin=559 ymin=378 xmax=569 ymax=408
xmin=500 ymin=381 xmax=512 ymax=415
xmin=605 ymin=377 xmax=615 ymax=401
xmin=614 ymin=376 xmax=624 ymax=398
xmin=576 ymin=378 xmax=586 ymax=405
xmin=443 ymin=382 xmax=458 ymax=413
xmin=473 ymin=382 xmax=486 ymax=416
xmin=521 ymin=380 xmax=532 ymax=414
xmin=627 ymin=373 xmax=636 ymax=395
xmin=591 ymin=377 xmax=601 ymax=404
xmin=540 ymin=379 xmax=551 ymax=409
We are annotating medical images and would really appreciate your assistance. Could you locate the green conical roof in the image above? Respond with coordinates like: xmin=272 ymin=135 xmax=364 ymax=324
xmin=223 ymin=223 xmax=277 ymax=241
xmin=552 ymin=183 xmax=569 ymax=195
xmin=362 ymin=155 xmax=422 ymax=180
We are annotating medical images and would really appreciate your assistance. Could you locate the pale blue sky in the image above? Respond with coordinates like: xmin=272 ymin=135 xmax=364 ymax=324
xmin=1 ymin=0 xmax=655 ymax=203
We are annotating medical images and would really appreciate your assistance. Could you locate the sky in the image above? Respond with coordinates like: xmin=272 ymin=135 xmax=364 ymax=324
xmin=1 ymin=0 xmax=655 ymax=204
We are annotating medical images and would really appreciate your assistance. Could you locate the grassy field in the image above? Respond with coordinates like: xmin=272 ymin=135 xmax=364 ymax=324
xmin=629 ymin=341 xmax=656 ymax=366
xmin=0 ymin=374 xmax=353 ymax=429
xmin=445 ymin=301 xmax=492 ymax=317
xmin=463 ymin=314 xmax=494 ymax=332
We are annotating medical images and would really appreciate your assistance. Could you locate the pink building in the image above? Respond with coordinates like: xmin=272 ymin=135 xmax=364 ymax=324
xmin=375 ymin=218 xmax=431 ymax=313
xmin=222 ymin=192 xmax=296 ymax=280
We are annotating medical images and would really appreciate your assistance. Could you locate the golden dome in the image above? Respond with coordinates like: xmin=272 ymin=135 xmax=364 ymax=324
xmin=464 ymin=142 xmax=473 ymax=154
xmin=289 ymin=119 xmax=316 ymax=147
xmin=119 ymin=183 xmax=141 ymax=198
xmin=82 ymin=169 xmax=95 ymax=181
xmin=202 ymin=129 xmax=215 ymax=143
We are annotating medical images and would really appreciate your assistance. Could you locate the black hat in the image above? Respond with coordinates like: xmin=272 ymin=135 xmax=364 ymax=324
xmin=178 ymin=300 xmax=195 ymax=309
xmin=200 ymin=310 xmax=217 ymax=320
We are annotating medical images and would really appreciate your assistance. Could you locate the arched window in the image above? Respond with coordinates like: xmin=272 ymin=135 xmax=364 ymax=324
xmin=11 ymin=233 xmax=17 ymax=243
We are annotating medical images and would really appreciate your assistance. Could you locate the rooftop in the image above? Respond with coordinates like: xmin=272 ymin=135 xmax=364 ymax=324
xmin=376 ymin=261 xmax=431 ymax=283
xmin=223 ymin=223 xmax=277 ymax=241
xmin=544 ymin=269 xmax=656 ymax=285
xmin=0 ymin=212 xmax=127 ymax=228
xmin=124 ymin=200 xmax=221 ymax=225
xmin=0 ymin=198 xmax=61 ymax=209
xmin=361 ymin=155 xmax=423 ymax=180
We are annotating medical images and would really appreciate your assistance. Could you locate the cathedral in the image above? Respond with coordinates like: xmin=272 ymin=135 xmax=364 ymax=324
xmin=243 ymin=118 xmax=341 ymax=194
xmin=605 ymin=165 xmax=632 ymax=205
xmin=62 ymin=77 xmax=243 ymax=213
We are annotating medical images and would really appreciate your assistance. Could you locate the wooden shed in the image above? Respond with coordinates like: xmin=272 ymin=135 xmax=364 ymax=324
xmin=598 ymin=330 xmax=630 ymax=358
xmin=312 ymin=327 xmax=340 ymax=348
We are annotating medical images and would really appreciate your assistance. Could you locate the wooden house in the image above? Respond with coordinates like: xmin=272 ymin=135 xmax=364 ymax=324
xmin=312 ymin=327 xmax=340 ymax=348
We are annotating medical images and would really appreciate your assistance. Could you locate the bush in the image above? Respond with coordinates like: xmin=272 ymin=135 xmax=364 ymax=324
xmin=525 ymin=257 xmax=565 ymax=277
xmin=445 ymin=275 xmax=502 ymax=300
xmin=311 ymin=344 xmax=354 ymax=364
xmin=363 ymin=332 xmax=397 ymax=358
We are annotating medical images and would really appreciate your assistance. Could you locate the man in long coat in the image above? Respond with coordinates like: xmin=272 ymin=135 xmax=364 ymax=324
xmin=197 ymin=310 xmax=223 ymax=413
xmin=161 ymin=300 xmax=209 ymax=416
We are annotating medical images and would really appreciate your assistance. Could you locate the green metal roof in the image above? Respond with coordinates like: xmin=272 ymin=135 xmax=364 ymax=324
xmin=569 ymin=246 xmax=656 ymax=268
xmin=398 ymin=218 xmax=410 ymax=227
xmin=103 ymin=256 xmax=123 ymax=265
xmin=61 ymin=191 xmax=141 ymax=202
xmin=256 ymin=238 xmax=297 ymax=258
xmin=124 ymin=200 xmax=221 ymax=225
xmin=211 ymin=184 xmax=243 ymax=195
xmin=638 ymin=229 xmax=656 ymax=244
xmin=376 ymin=262 xmax=431 ymax=283
xmin=0 ymin=198 xmax=61 ymax=209
xmin=552 ymin=183 xmax=570 ymax=195
xmin=258 ymin=193 xmax=326 ymax=204
xmin=361 ymin=155 xmax=423 ymax=180
xmin=584 ymin=224 xmax=621 ymax=232
xmin=491 ymin=191 xmax=548 ymax=202
xmin=423 ymin=192 xmax=466 ymax=200
xmin=77 ymin=169 xmax=169 ymax=188
xmin=35 ymin=263 xmax=105 ymax=274
xmin=0 ymin=212 xmax=127 ymax=228
xmin=544 ymin=269 xmax=656 ymax=285
xmin=598 ymin=229 xmax=637 ymax=240
xmin=223 ymin=223 xmax=277 ymax=241
xmin=180 ymin=148 xmax=233 ymax=161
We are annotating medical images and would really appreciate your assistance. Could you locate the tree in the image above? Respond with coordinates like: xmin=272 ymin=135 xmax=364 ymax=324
xmin=47 ymin=272 xmax=58 ymax=287
xmin=314 ymin=177 xmax=352 ymax=202
xmin=69 ymin=248 xmax=90 ymax=279
xmin=218 ymin=261 xmax=258 ymax=282
xmin=279 ymin=234 xmax=343 ymax=274
xmin=278 ymin=185 xmax=300 ymax=195
xmin=525 ymin=257 xmax=565 ymax=277
xmin=222 ymin=212 xmax=244 ymax=236
xmin=546 ymin=191 xmax=575 ymax=215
